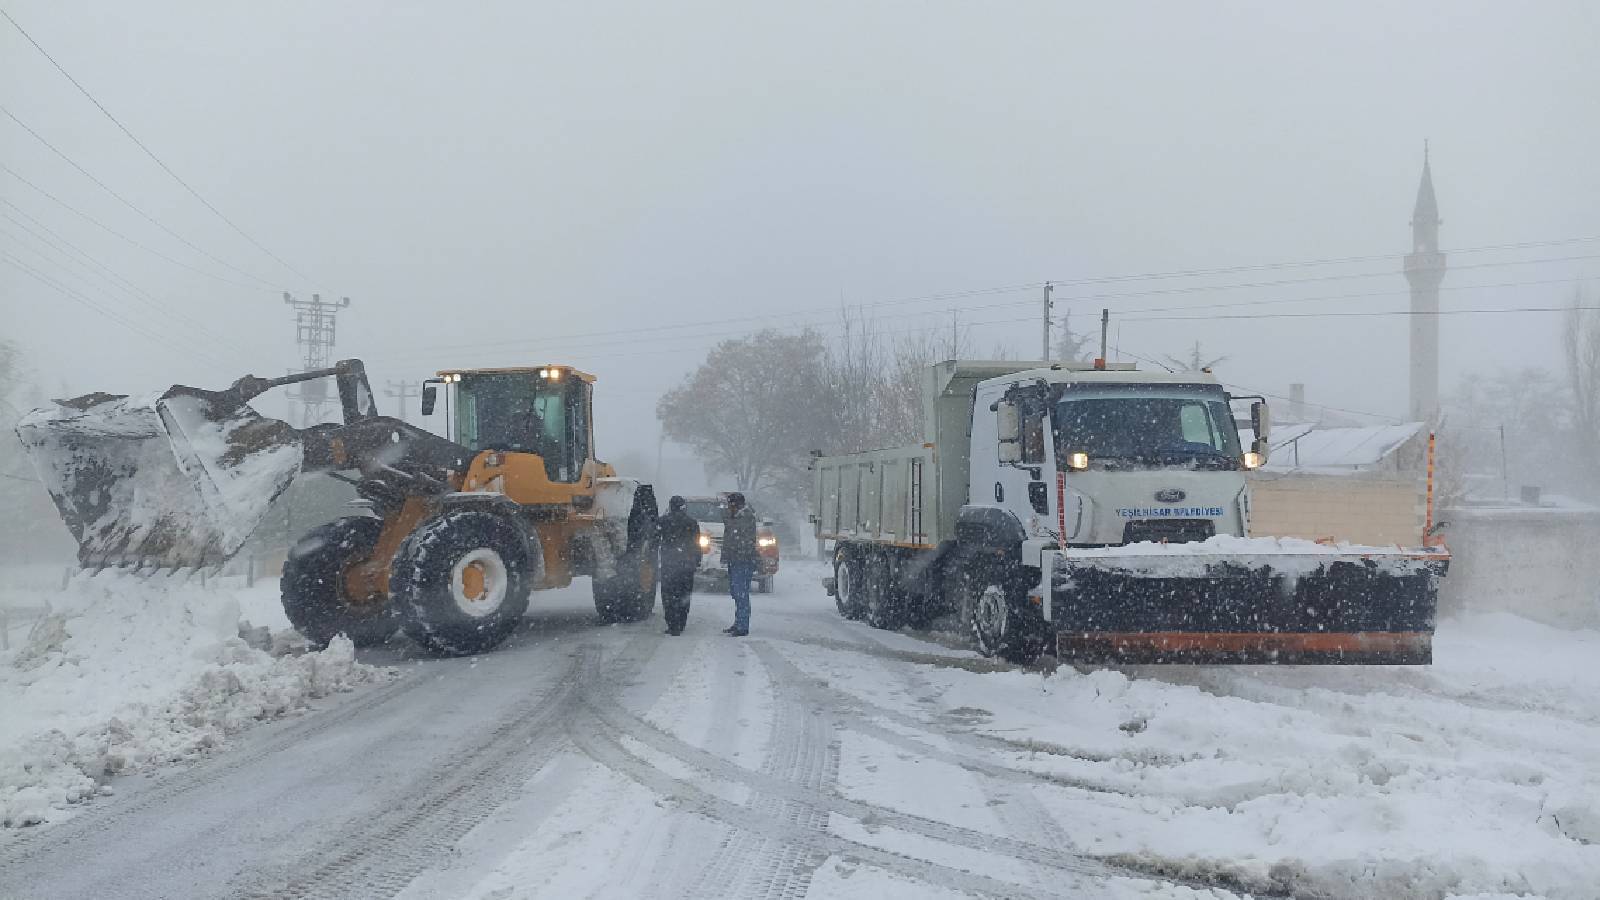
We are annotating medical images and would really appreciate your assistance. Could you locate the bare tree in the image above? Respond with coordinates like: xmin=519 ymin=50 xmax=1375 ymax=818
xmin=657 ymin=329 xmax=837 ymax=504
xmin=1054 ymin=309 xmax=1095 ymax=363
xmin=1164 ymin=340 xmax=1228 ymax=373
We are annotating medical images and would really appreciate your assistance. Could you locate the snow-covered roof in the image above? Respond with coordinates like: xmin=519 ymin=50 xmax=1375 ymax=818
xmin=1243 ymin=422 xmax=1425 ymax=473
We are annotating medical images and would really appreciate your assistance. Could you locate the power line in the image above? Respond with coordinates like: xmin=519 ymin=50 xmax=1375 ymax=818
xmin=0 ymin=175 xmax=266 ymax=289
xmin=1117 ymin=274 xmax=1598 ymax=316
xmin=0 ymin=210 xmax=252 ymax=354
xmin=1 ymin=250 xmax=232 ymax=366
xmin=0 ymin=6 xmax=319 ymax=286
xmin=1047 ymin=234 xmax=1600 ymax=287
xmin=1124 ymin=303 xmax=1600 ymax=323
xmin=366 ymin=270 xmax=1600 ymax=367
xmin=0 ymin=104 xmax=283 ymax=288
xmin=1050 ymin=252 xmax=1600 ymax=306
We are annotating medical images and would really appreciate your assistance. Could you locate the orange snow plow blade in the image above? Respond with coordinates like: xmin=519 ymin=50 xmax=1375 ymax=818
xmin=1057 ymin=630 xmax=1435 ymax=665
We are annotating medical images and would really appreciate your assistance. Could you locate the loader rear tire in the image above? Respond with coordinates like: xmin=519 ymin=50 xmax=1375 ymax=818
xmin=281 ymin=516 xmax=398 ymax=649
xmin=393 ymin=509 xmax=533 ymax=656
xmin=594 ymin=487 xmax=659 ymax=624
xmin=965 ymin=562 xmax=1046 ymax=665
xmin=595 ymin=548 xmax=657 ymax=623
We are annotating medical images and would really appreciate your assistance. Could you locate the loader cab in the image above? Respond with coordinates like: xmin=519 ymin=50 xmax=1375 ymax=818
xmin=438 ymin=367 xmax=594 ymax=483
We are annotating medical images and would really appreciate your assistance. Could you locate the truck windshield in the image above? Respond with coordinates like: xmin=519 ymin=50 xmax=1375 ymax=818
xmin=1053 ymin=386 xmax=1242 ymax=469
xmin=683 ymin=499 xmax=725 ymax=522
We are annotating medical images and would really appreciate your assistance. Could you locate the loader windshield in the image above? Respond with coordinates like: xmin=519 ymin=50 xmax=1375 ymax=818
xmin=1054 ymin=385 xmax=1242 ymax=469
xmin=456 ymin=374 xmax=547 ymax=454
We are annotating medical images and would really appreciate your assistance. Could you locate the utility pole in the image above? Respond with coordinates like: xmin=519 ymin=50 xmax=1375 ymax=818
xmin=1099 ymin=308 xmax=1110 ymax=363
xmin=281 ymin=292 xmax=351 ymax=427
xmin=1041 ymin=282 xmax=1054 ymax=360
xmin=385 ymin=379 xmax=418 ymax=423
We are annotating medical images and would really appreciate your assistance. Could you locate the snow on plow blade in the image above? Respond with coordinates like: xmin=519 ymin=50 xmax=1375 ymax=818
xmin=1052 ymin=537 xmax=1448 ymax=665
xmin=15 ymin=390 xmax=303 ymax=569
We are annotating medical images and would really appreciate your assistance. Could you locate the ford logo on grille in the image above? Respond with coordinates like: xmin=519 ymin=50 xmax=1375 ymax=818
xmin=1154 ymin=488 xmax=1187 ymax=503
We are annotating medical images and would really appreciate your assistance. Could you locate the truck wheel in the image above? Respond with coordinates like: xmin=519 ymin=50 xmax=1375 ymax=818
xmin=966 ymin=564 xmax=1046 ymax=664
xmin=281 ymin=516 xmax=398 ymax=649
xmin=863 ymin=553 xmax=903 ymax=630
xmin=392 ymin=509 xmax=534 ymax=656
xmin=834 ymin=554 xmax=865 ymax=620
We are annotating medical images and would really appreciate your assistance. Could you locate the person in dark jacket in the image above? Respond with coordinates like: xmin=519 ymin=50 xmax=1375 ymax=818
xmin=721 ymin=492 xmax=759 ymax=636
xmin=657 ymin=495 xmax=702 ymax=635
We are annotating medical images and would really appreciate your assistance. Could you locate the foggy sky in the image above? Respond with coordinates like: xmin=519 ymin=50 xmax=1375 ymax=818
xmin=3 ymin=1 xmax=1597 ymax=470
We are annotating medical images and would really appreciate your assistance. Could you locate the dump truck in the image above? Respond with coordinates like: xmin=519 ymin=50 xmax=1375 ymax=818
xmin=810 ymin=360 xmax=1448 ymax=664
xmin=15 ymin=359 xmax=659 ymax=655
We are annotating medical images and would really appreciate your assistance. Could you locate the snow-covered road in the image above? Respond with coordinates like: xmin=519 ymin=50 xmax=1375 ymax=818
xmin=3 ymin=562 xmax=1598 ymax=899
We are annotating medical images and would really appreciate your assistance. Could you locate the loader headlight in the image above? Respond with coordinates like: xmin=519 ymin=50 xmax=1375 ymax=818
xmin=1243 ymin=450 xmax=1264 ymax=470
xmin=1066 ymin=451 xmax=1090 ymax=471
xmin=697 ymin=533 xmax=712 ymax=550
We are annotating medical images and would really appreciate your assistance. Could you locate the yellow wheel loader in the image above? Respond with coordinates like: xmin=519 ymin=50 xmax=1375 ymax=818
xmin=14 ymin=359 xmax=659 ymax=656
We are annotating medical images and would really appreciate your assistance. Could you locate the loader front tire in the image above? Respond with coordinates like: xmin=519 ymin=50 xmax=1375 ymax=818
xmin=965 ymin=562 xmax=1046 ymax=665
xmin=392 ymin=509 xmax=533 ymax=656
xmin=281 ymin=516 xmax=398 ymax=649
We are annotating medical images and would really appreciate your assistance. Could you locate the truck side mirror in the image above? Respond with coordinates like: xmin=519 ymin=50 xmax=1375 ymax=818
xmin=996 ymin=400 xmax=1022 ymax=463
xmin=421 ymin=384 xmax=438 ymax=417
xmin=1250 ymin=400 xmax=1270 ymax=462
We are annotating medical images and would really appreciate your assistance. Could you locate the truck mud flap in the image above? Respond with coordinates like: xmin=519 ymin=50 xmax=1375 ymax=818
xmin=1051 ymin=546 xmax=1448 ymax=665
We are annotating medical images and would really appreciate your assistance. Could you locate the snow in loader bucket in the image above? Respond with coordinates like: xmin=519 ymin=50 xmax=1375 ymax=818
xmin=1051 ymin=536 xmax=1449 ymax=664
xmin=14 ymin=390 xmax=303 ymax=570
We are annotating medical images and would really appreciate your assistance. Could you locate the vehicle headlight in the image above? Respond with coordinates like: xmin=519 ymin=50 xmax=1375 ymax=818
xmin=1242 ymin=451 xmax=1264 ymax=470
xmin=697 ymin=533 xmax=711 ymax=550
xmin=757 ymin=536 xmax=777 ymax=548
xmin=1066 ymin=451 xmax=1090 ymax=471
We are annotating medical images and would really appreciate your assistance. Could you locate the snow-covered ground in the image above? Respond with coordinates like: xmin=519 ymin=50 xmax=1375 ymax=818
xmin=0 ymin=569 xmax=385 ymax=828
xmin=1 ymin=560 xmax=1596 ymax=899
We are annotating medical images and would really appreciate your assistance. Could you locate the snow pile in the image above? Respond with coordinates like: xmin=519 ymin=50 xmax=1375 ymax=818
xmin=0 ymin=569 xmax=384 ymax=828
xmin=903 ymin=613 xmax=1600 ymax=899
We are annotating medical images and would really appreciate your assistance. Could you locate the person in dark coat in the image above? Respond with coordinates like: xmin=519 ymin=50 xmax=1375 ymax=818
xmin=721 ymin=492 xmax=759 ymax=636
xmin=657 ymin=495 xmax=702 ymax=635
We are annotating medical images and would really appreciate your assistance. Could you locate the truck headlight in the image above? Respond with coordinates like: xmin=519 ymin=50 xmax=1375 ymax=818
xmin=1067 ymin=451 xmax=1089 ymax=471
xmin=697 ymin=533 xmax=711 ymax=550
xmin=758 ymin=536 xmax=777 ymax=548
xmin=1242 ymin=451 xmax=1264 ymax=470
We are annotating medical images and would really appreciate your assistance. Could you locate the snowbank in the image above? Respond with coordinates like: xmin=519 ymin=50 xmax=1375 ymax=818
xmin=917 ymin=613 xmax=1600 ymax=899
xmin=0 ymin=569 xmax=385 ymax=828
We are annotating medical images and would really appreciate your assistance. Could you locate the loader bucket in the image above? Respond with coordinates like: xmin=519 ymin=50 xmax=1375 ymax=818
xmin=15 ymin=389 xmax=303 ymax=569
xmin=1051 ymin=539 xmax=1448 ymax=664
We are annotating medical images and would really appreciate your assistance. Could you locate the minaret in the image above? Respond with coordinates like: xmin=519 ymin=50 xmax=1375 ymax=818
xmin=1404 ymin=143 xmax=1446 ymax=422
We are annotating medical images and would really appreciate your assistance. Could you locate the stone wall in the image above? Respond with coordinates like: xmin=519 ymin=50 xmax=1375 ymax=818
xmin=1438 ymin=506 xmax=1600 ymax=627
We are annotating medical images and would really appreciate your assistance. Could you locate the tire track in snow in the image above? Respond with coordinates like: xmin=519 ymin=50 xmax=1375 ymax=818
xmin=570 ymin=703 xmax=1084 ymax=900
xmin=570 ymin=653 xmax=1141 ymax=893
xmin=682 ymin=639 xmax=837 ymax=900
xmin=239 ymin=632 xmax=668 ymax=900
